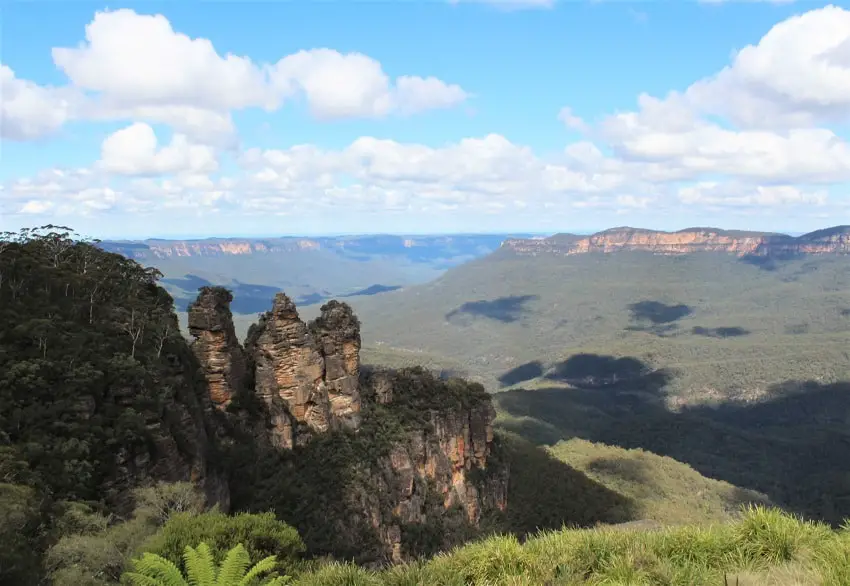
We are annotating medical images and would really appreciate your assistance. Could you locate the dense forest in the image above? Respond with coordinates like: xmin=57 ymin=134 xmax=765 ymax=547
xmin=0 ymin=226 xmax=230 ymax=583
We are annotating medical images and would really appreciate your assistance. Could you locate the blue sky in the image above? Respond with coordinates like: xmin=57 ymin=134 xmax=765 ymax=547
xmin=1 ymin=0 xmax=849 ymax=239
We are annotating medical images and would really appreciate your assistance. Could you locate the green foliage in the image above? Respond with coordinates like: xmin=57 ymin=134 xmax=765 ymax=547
xmin=123 ymin=542 xmax=289 ymax=586
xmin=45 ymin=482 xmax=207 ymax=585
xmin=141 ymin=511 xmax=304 ymax=577
xmin=0 ymin=482 xmax=45 ymax=586
xmin=294 ymin=505 xmax=850 ymax=585
xmin=0 ymin=226 xmax=213 ymax=505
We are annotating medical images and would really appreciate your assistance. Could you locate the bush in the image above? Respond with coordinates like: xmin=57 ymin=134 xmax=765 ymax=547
xmin=141 ymin=510 xmax=305 ymax=576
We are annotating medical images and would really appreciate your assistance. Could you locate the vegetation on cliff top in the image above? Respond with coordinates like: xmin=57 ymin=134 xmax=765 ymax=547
xmin=0 ymin=226 xmax=216 ymax=505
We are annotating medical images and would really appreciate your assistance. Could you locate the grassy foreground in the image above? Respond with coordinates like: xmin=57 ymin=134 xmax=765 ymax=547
xmin=292 ymin=506 xmax=850 ymax=585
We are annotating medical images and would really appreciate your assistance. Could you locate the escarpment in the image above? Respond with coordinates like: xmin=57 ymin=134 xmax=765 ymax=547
xmin=191 ymin=289 xmax=508 ymax=563
xmin=502 ymin=225 xmax=850 ymax=257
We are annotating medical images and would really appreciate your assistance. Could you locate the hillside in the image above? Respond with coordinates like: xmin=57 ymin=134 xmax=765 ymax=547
xmin=331 ymin=233 xmax=850 ymax=524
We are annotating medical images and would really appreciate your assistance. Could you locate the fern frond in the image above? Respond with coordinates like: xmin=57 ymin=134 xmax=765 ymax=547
xmin=237 ymin=555 xmax=278 ymax=586
xmin=126 ymin=552 xmax=188 ymax=586
xmin=121 ymin=571 xmax=166 ymax=586
xmin=216 ymin=544 xmax=250 ymax=585
xmin=184 ymin=543 xmax=217 ymax=586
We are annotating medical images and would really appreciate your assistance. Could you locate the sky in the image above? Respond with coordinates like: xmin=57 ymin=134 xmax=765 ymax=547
xmin=2 ymin=0 xmax=850 ymax=239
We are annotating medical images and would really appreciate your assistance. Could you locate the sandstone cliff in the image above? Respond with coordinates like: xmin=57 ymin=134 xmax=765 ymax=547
xmin=502 ymin=225 xmax=850 ymax=257
xmin=360 ymin=368 xmax=508 ymax=562
xmin=193 ymin=289 xmax=508 ymax=563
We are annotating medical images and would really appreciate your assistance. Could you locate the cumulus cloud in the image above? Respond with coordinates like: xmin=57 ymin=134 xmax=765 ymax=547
xmin=565 ymin=5 xmax=850 ymax=193
xmin=97 ymin=122 xmax=218 ymax=176
xmin=0 ymin=65 xmax=79 ymax=140
xmin=1 ymin=9 xmax=469 ymax=145
xmin=271 ymin=50 xmax=468 ymax=119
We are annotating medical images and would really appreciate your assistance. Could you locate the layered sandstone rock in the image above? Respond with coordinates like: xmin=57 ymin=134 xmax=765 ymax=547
xmin=246 ymin=293 xmax=362 ymax=447
xmin=502 ymin=226 xmax=850 ymax=257
xmin=360 ymin=368 xmax=509 ymax=562
xmin=188 ymin=287 xmax=247 ymax=410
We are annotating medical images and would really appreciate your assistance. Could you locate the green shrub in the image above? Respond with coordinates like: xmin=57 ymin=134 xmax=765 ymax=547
xmin=142 ymin=510 xmax=305 ymax=576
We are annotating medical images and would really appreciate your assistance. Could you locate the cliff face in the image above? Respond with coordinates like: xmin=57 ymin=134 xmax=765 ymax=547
xmin=361 ymin=369 xmax=508 ymax=562
xmin=192 ymin=289 xmax=507 ymax=563
xmin=502 ymin=226 xmax=850 ymax=257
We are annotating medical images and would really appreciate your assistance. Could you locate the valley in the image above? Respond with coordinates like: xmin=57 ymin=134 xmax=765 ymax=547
xmin=4 ymin=225 xmax=850 ymax=584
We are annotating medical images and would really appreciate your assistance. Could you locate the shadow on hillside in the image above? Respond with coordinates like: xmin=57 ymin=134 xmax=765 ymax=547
xmin=498 ymin=361 xmax=544 ymax=387
xmin=691 ymin=326 xmax=750 ymax=338
xmin=494 ymin=433 xmax=638 ymax=535
xmin=446 ymin=294 xmax=538 ymax=324
xmin=494 ymin=352 xmax=850 ymax=525
xmin=543 ymin=353 xmax=673 ymax=393
xmin=626 ymin=300 xmax=692 ymax=336
xmin=342 ymin=284 xmax=403 ymax=297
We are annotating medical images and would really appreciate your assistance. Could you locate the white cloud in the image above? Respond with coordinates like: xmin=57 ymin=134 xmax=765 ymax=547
xmin=0 ymin=9 xmax=470 ymax=145
xmin=0 ymin=65 xmax=78 ymax=140
xmin=576 ymin=5 xmax=850 ymax=190
xmin=98 ymin=122 xmax=219 ymax=176
xmin=270 ymin=49 xmax=468 ymax=119
xmin=52 ymin=9 xmax=276 ymax=112
xmin=557 ymin=107 xmax=587 ymax=132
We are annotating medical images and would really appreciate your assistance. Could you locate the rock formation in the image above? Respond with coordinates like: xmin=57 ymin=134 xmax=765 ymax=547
xmin=245 ymin=293 xmax=363 ymax=448
xmin=188 ymin=287 xmax=247 ymax=410
xmin=190 ymin=289 xmax=507 ymax=562
xmin=502 ymin=225 xmax=850 ymax=257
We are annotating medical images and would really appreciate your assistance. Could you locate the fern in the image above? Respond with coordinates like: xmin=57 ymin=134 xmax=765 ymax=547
xmin=184 ymin=542 xmax=217 ymax=586
xmin=216 ymin=544 xmax=251 ymax=585
xmin=122 ymin=542 xmax=288 ymax=586
xmin=124 ymin=552 xmax=188 ymax=586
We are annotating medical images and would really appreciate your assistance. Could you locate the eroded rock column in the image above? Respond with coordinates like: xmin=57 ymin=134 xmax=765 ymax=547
xmin=310 ymin=300 xmax=362 ymax=429
xmin=188 ymin=287 xmax=247 ymax=410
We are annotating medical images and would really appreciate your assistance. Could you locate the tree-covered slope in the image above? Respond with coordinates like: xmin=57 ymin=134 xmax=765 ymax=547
xmin=0 ymin=225 xmax=227 ymax=509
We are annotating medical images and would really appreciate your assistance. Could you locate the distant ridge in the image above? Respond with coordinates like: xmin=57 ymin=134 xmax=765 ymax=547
xmin=99 ymin=234 xmax=532 ymax=260
xmin=501 ymin=225 xmax=850 ymax=257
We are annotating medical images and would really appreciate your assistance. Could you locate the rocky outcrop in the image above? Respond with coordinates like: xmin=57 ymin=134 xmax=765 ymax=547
xmin=192 ymin=289 xmax=508 ymax=563
xmin=360 ymin=368 xmax=509 ymax=562
xmin=245 ymin=293 xmax=362 ymax=448
xmin=502 ymin=225 xmax=850 ymax=257
xmin=188 ymin=287 xmax=247 ymax=410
